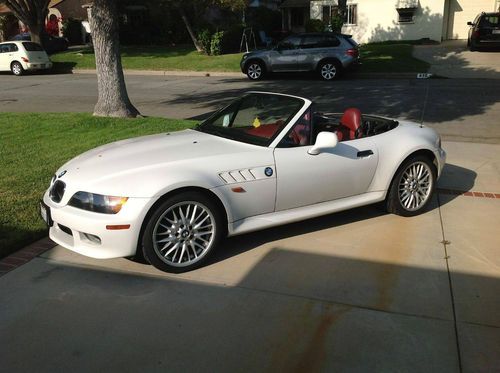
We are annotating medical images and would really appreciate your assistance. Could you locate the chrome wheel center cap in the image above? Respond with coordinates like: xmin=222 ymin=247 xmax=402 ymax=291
xmin=181 ymin=230 xmax=189 ymax=239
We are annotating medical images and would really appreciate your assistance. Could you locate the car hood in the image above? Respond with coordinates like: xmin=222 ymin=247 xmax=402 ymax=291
xmin=54 ymin=129 xmax=271 ymax=199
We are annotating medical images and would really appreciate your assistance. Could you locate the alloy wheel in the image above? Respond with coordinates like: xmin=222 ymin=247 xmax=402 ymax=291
xmin=398 ymin=161 xmax=433 ymax=211
xmin=321 ymin=63 xmax=337 ymax=80
xmin=247 ymin=63 xmax=262 ymax=79
xmin=152 ymin=201 xmax=215 ymax=267
xmin=12 ymin=63 xmax=22 ymax=76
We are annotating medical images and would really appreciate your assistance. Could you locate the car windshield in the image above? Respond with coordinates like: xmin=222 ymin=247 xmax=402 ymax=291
xmin=196 ymin=93 xmax=304 ymax=146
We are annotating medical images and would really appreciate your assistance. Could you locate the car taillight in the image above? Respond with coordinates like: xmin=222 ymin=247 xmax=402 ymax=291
xmin=21 ymin=57 xmax=29 ymax=63
xmin=346 ymin=48 xmax=359 ymax=57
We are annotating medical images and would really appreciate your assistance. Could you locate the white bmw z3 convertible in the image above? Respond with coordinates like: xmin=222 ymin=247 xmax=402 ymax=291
xmin=41 ymin=92 xmax=446 ymax=272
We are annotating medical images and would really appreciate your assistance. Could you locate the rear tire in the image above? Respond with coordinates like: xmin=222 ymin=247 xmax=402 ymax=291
xmin=246 ymin=61 xmax=265 ymax=80
xmin=318 ymin=60 xmax=341 ymax=81
xmin=142 ymin=192 xmax=225 ymax=273
xmin=11 ymin=61 xmax=24 ymax=76
xmin=386 ymin=155 xmax=436 ymax=217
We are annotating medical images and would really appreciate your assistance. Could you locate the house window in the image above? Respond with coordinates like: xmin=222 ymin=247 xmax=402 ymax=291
xmin=345 ymin=4 xmax=357 ymax=25
xmin=397 ymin=8 xmax=416 ymax=23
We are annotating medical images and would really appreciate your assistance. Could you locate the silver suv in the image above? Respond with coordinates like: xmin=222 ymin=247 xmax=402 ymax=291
xmin=240 ymin=33 xmax=359 ymax=81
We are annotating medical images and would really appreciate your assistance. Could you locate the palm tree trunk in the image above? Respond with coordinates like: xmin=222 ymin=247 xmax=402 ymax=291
xmin=90 ymin=0 xmax=140 ymax=118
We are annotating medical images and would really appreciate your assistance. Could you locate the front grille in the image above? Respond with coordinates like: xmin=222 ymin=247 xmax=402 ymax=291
xmin=49 ymin=180 xmax=66 ymax=203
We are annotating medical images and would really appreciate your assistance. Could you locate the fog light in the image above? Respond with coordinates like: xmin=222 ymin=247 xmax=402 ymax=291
xmin=81 ymin=232 xmax=101 ymax=245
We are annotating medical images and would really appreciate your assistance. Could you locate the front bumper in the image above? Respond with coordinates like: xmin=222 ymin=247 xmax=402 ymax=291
xmin=43 ymin=190 xmax=153 ymax=259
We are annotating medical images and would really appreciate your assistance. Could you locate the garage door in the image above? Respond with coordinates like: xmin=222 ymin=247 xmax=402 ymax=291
xmin=445 ymin=0 xmax=496 ymax=39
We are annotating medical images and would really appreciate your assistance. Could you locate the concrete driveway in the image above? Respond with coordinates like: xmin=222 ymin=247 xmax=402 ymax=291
xmin=1 ymin=140 xmax=499 ymax=372
xmin=413 ymin=40 xmax=500 ymax=79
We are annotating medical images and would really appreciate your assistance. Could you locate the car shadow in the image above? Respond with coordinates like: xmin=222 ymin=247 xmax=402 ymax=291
xmin=126 ymin=163 xmax=476 ymax=268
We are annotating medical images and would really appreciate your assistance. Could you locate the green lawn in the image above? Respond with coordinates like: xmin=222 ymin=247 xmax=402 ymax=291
xmin=0 ymin=113 xmax=195 ymax=258
xmin=360 ymin=43 xmax=429 ymax=73
xmin=51 ymin=43 xmax=429 ymax=74
xmin=51 ymin=45 xmax=244 ymax=72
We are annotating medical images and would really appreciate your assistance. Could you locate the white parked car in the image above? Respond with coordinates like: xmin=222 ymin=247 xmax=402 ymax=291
xmin=0 ymin=41 xmax=52 ymax=76
xmin=41 ymin=92 xmax=446 ymax=273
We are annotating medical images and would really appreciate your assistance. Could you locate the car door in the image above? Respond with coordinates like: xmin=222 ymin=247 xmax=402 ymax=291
xmin=296 ymin=35 xmax=320 ymax=71
xmin=269 ymin=35 xmax=301 ymax=71
xmin=274 ymin=133 xmax=378 ymax=211
xmin=0 ymin=44 xmax=12 ymax=71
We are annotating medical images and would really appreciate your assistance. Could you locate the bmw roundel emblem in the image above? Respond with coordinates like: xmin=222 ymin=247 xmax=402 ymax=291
xmin=58 ymin=170 xmax=67 ymax=178
xmin=264 ymin=167 xmax=273 ymax=177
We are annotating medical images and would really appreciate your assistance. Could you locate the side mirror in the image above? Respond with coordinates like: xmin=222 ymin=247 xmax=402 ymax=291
xmin=467 ymin=21 xmax=474 ymax=26
xmin=308 ymin=131 xmax=338 ymax=155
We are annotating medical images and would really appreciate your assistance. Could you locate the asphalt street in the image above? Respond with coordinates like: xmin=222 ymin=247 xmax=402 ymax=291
xmin=1 ymin=72 xmax=499 ymax=143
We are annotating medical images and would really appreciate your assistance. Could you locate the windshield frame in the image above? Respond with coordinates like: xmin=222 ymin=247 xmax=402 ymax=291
xmin=195 ymin=92 xmax=310 ymax=147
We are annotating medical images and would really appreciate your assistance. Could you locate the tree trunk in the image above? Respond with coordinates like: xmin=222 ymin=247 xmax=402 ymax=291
xmin=90 ymin=0 xmax=140 ymax=118
xmin=178 ymin=7 xmax=203 ymax=52
xmin=26 ymin=20 xmax=44 ymax=45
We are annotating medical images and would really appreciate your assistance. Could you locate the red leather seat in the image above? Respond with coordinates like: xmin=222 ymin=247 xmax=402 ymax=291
xmin=336 ymin=108 xmax=363 ymax=141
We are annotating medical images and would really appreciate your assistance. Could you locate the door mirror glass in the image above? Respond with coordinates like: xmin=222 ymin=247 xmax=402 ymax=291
xmin=308 ymin=131 xmax=338 ymax=155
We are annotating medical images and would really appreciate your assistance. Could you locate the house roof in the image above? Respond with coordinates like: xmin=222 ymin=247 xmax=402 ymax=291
xmin=280 ymin=0 xmax=310 ymax=8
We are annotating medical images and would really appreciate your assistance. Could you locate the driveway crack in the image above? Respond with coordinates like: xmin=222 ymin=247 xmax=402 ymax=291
xmin=437 ymin=193 xmax=463 ymax=372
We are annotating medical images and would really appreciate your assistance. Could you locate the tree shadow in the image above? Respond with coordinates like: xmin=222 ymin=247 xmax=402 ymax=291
xmin=1 ymin=242 xmax=498 ymax=371
xmin=48 ymin=62 xmax=77 ymax=75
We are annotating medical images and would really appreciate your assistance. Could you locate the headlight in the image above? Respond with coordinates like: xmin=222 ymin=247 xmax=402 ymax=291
xmin=68 ymin=192 xmax=128 ymax=214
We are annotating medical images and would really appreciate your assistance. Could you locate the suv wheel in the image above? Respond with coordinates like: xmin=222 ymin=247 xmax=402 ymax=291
xmin=246 ymin=61 xmax=264 ymax=80
xmin=319 ymin=61 xmax=340 ymax=81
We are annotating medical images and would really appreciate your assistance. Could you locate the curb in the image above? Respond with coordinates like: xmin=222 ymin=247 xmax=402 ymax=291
xmin=67 ymin=68 xmax=427 ymax=80
xmin=72 ymin=69 xmax=245 ymax=78
xmin=0 ymin=237 xmax=56 ymax=277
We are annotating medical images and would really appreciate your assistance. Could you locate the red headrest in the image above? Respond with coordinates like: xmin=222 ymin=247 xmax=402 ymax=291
xmin=340 ymin=108 xmax=362 ymax=133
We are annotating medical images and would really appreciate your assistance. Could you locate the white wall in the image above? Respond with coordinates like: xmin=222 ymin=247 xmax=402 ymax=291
xmin=444 ymin=0 xmax=497 ymax=39
xmin=311 ymin=0 xmax=447 ymax=43
xmin=344 ymin=0 xmax=446 ymax=43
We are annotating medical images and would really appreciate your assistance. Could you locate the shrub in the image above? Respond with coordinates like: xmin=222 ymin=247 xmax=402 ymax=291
xmin=305 ymin=19 xmax=325 ymax=33
xmin=197 ymin=29 xmax=212 ymax=54
xmin=210 ymin=31 xmax=224 ymax=56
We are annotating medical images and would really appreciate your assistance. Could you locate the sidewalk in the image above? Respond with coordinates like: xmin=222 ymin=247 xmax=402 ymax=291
xmin=72 ymin=68 xmax=420 ymax=80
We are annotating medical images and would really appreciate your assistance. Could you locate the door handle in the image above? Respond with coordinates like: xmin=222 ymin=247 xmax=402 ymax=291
xmin=357 ymin=150 xmax=373 ymax=158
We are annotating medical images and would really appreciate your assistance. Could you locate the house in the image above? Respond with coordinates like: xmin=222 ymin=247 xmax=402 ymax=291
xmin=281 ymin=0 xmax=500 ymax=43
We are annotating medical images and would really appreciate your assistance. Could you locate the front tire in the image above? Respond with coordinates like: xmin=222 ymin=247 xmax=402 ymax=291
xmin=318 ymin=60 xmax=340 ymax=81
xmin=386 ymin=156 xmax=436 ymax=217
xmin=11 ymin=61 xmax=24 ymax=76
xmin=142 ymin=192 xmax=224 ymax=273
xmin=246 ymin=61 xmax=265 ymax=80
